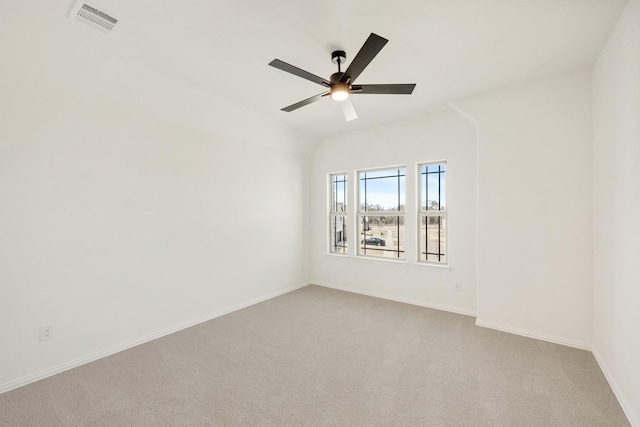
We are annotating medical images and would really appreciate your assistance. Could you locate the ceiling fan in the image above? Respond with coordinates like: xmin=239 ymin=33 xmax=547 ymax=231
xmin=268 ymin=33 xmax=416 ymax=122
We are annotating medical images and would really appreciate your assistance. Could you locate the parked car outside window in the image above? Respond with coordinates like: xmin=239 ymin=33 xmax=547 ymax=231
xmin=361 ymin=237 xmax=386 ymax=246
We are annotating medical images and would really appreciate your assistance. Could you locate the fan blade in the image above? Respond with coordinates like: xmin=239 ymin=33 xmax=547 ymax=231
xmin=340 ymin=33 xmax=388 ymax=84
xmin=269 ymin=59 xmax=332 ymax=87
xmin=351 ymin=84 xmax=416 ymax=94
xmin=341 ymin=98 xmax=358 ymax=122
xmin=281 ymin=92 xmax=328 ymax=112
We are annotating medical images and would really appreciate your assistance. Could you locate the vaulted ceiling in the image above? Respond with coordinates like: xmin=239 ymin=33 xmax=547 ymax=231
xmin=0 ymin=0 xmax=628 ymax=140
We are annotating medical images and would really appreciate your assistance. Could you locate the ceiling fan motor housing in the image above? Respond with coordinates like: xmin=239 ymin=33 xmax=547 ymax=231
xmin=330 ymin=72 xmax=345 ymax=84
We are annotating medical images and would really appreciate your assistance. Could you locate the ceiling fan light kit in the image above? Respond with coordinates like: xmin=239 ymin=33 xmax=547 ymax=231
xmin=269 ymin=33 xmax=416 ymax=121
xmin=330 ymin=84 xmax=350 ymax=101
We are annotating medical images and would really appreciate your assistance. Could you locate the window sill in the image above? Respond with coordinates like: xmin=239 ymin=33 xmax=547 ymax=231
xmin=354 ymin=255 xmax=408 ymax=265
xmin=326 ymin=252 xmax=348 ymax=257
xmin=413 ymin=262 xmax=451 ymax=271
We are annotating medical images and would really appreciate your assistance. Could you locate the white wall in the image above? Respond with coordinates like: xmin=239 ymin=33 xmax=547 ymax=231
xmin=592 ymin=0 xmax=640 ymax=424
xmin=310 ymin=110 xmax=478 ymax=315
xmin=455 ymin=71 xmax=593 ymax=348
xmin=0 ymin=82 xmax=310 ymax=392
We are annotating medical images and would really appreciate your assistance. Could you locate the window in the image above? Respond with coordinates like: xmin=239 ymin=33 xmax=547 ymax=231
xmin=418 ymin=162 xmax=446 ymax=264
xmin=329 ymin=173 xmax=347 ymax=254
xmin=358 ymin=167 xmax=405 ymax=259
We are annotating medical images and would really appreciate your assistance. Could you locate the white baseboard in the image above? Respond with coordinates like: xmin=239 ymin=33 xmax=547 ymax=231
xmin=314 ymin=283 xmax=590 ymax=351
xmin=314 ymin=282 xmax=477 ymax=317
xmin=475 ymin=319 xmax=591 ymax=350
xmin=0 ymin=282 xmax=309 ymax=395
xmin=592 ymin=346 xmax=638 ymax=427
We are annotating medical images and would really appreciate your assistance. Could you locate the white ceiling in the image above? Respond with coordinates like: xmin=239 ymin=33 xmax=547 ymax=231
xmin=0 ymin=0 xmax=628 ymax=141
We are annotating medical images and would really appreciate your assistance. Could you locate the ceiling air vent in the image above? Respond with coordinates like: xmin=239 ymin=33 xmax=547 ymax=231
xmin=69 ymin=2 xmax=118 ymax=33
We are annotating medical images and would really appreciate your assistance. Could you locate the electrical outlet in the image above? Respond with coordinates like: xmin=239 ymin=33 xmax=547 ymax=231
xmin=39 ymin=325 xmax=54 ymax=341
xmin=455 ymin=283 xmax=462 ymax=292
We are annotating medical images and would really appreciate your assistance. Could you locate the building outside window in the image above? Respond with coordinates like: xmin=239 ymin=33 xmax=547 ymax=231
xmin=418 ymin=162 xmax=446 ymax=264
xmin=357 ymin=167 xmax=405 ymax=259
xmin=329 ymin=173 xmax=347 ymax=254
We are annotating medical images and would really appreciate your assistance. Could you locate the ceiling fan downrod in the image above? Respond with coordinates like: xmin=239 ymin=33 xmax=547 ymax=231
xmin=331 ymin=50 xmax=346 ymax=72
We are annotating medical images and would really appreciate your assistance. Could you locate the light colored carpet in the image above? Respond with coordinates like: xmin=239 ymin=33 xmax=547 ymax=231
xmin=0 ymin=285 xmax=630 ymax=426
